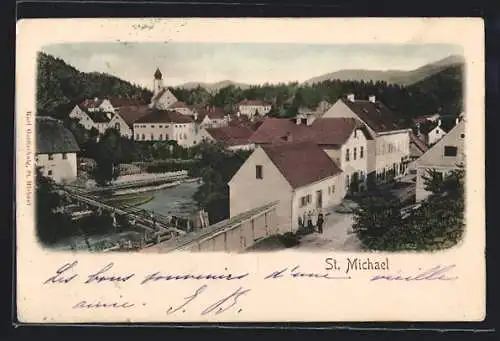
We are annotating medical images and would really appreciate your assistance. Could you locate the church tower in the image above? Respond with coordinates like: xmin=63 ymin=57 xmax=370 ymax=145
xmin=153 ymin=68 xmax=163 ymax=96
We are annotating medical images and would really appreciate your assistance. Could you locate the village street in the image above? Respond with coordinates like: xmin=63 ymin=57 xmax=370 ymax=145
xmin=292 ymin=210 xmax=363 ymax=252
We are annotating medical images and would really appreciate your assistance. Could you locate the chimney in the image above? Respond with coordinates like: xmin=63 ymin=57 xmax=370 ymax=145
xmin=347 ymin=94 xmax=355 ymax=102
xmin=194 ymin=112 xmax=198 ymax=121
xmin=369 ymin=95 xmax=376 ymax=103
xmin=455 ymin=117 xmax=459 ymax=125
xmin=438 ymin=119 xmax=442 ymax=127
xmin=306 ymin=114 xmax=315 ymax=126
xmin=94 ymin=97 xmax=99 ymax=102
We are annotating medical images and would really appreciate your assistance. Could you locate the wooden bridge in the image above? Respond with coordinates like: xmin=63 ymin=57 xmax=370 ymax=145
xmin=56 ymin=185 xmax=188 ymax=236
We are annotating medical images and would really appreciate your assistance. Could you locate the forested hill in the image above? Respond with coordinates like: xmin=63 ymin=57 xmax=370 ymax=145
xmin=37 ymin=51 xmax=463 ymax=123
xmin=36 ymin=52 xmax=153 ymax=118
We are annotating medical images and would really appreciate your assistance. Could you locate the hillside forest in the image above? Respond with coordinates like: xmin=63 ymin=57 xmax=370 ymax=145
xmin=36 ymin=52 xmax=464 ymax=124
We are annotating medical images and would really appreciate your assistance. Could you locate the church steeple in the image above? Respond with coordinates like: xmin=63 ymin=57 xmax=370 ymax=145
xmin=153 ymin=67 xmax=164 ymax=96
xmin=154 ymin=68 xmax=162 ymax=80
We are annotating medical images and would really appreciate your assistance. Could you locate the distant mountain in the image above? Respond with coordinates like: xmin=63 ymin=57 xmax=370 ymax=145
xmin=303 ymin=54 xmax=465 ymax=86
xmin=36 ymin=52 xmax=153 ymax=118
xmin=176 ymin=80 xmax=252 ymax=93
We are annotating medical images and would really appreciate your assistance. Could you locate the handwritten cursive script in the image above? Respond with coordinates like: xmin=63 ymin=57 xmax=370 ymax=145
xmin=167 ymin=284 xmax=208 ymax=315
xmin=370 ymin=265 xmax=458 ymax=281
xmin=141 ymin=270 xmax=249 ymax=285
xmin=201 ymin=286 xmax=251 ymax=315
xmin=43 ymin=261 xmax=79 ymax=284
xmin=73 ymin=299 xmax=135 ymax=309
xmin=85 ymin=263 xmax=135 ymax=284
xmin=264 ymin=265 xmax=351 ymax=280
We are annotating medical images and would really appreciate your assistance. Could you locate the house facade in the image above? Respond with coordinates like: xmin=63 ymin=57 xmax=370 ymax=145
xmin=322 ymin=94 xmax=411 ymax=187
xmin=196 ymin=106 xmax=230 ymax=128
xmin=133 ymin=109 xmax=201 ymax=147
xmin=249 ymin=115 xmax=369 ymax=193
xmin=415 ymin=119 xmax=465 ymax=202
xmin=36 ymin=117 xmax=80 ymax=183
xmin=237 ymin=99 xmax=272 ymax=118
xmin=229 ymin=141 xmax=345 ymax=234
xmin=69 ymin=104 xmax=134 ymax=138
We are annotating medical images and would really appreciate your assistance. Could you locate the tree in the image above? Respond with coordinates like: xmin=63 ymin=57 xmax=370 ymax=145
xmin=352 ymin=194 xmax=403 ymax=250
xmin=35 ymin=168 xmax=75 ymax=245
xmin=90 ymin=129 xmax=122 ymax=185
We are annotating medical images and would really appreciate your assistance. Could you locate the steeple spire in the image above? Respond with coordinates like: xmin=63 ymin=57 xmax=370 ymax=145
xmin=154 ymin=67 xmax=162 ymax=80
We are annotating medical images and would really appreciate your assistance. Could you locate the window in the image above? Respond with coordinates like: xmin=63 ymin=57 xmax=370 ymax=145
xmin=360 ymin=146 xmax=364 ymax=159
xmin=141 ymin=134 xmax=145 ymax=140
xmin=48 ymin=154 xmax=54 ymax=160
xmin=115 ymin=123 xmax=120 ymax=131
xmin=136 ymin=134 xmax=140 ymax=140
xmin=159 ymin=125 xmax=163 ymax=128
xmin=353 ymin=148 xmax=357 ymax=160
xmin=48 ymin=170 xmax=53 ymax=176
xmin=159 ymin=134 xmax=163 ymax=140
xmin=300 ymin=196 xmax=308 ymax=207
xmin=388 ymin=144 xmax=393 ymax=153
xmin=444 ymin=146 xmax=458 ymax=157
xmin=62 ymin=153 xmax=67 ymax=160
xmin=460 ymin=133 xmax=465 ymax=138
xmin=150 ymin=133 xmax=154 ymax=140
xmin=330 ymin=185 xmax=336 ymax=195
xmin=306 ymin=194 xmax=312 ymax=204
xmin=354 ymin=130 xmax=357 ymax=138
xmin=256 ymin=165 xmax=263 ymax=179
xmin=151 ymin=125 xmax=155 ymax=128
xmin=345 ymin=149 xmax=350 ymax=161
xmin=346 ymin=175 xmax=350 ymax=187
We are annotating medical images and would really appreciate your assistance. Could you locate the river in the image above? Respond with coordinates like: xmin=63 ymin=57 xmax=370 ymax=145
xmin=136 ymin=181 xmax=200 ymax=217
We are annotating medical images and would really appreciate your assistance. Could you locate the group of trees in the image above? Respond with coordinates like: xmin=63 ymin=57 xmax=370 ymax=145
xmin=38 ymin=51 xmax=463 ymax=126
xmin=187 ymin=142 xmax=252 ymax=223
xmin=37 ymin=52 xmax=152 ymax=119
xmin=352 ymin=166 xmax=465 ymax=251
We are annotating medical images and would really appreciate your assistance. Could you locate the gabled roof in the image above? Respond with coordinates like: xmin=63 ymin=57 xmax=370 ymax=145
xmin=261 ymin=141 xmax=342 ymax=189
xmin=116 ymin=105 xmax=150 ymax=125
xmin=409 ymin=132 xmax=429 ymax=154
xmin=80 ymin=98 xmax=102 ymax=109
xmin=249 ymin=117 xmax=368 ymax=147
xmin=90 ymin=111 xmax=114 ymax=123
xmin=36 ymin=117 xmax=80 ymax=154
xmin=341 ymin=98 xmax=407 ymax=133
xmin=205 ymin=126 xmax=254 ymax=147
xmin=134 ymin=109 xmax=194 ymax=124
xmin=169 ymin=101 xmax=190 ymax=109
xmin=228 ymin=114 xmax=264 ymax=131
xmin=107 ymin=97 xmax=146 ymax=108
xmin=196 ymin=106 xmax=227 ymax=120
xmin=238 ymin=99 xmax=272 ymax=106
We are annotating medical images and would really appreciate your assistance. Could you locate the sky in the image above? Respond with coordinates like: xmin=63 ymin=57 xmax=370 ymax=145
xmin=42 ymin=43 xmax=463 ymax=89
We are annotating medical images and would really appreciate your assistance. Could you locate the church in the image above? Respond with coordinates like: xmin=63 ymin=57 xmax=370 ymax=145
xmin=148 ymin=68 xmax=181 ymax=110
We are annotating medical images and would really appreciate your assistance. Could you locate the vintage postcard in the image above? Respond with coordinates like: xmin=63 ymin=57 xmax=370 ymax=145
xmin=16 ymin=18 xmax=485 ymax=323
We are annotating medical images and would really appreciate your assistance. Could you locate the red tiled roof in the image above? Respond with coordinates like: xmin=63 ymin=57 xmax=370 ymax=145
xmin=261 ymin=141 xmax=343 ymax=189
xmin=342 ymin=98 xmax=406 ymax=133
xmin=249 ymin=117 xmax=367 ymax=147
xmin=228 ymin=114 xmax=265 ymax=131
xmin=108 ymin=97 xmax=146 ymax=108
xmin=196 ymin=106 xmax=227 ymax=120
xmin=238 ymin=99 xmax=272 ymax=106
xmin=410 ymin=132 xmax=429 ymax=153
xmin=134 ymin=109 xmax=194 ymax=124
xmin=169 ymin=101 xmax=190 ymax=109
xmin=205 ymin=126 xmax=254 ymax=147
xmin=116 ymin=105 xmax=150 ymax=125
xmin=80 ymin=98 xmax=102 ymax=109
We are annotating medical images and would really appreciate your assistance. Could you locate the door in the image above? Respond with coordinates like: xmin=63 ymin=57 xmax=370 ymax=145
xmin=316 ymin=190 xmax=323 ymax=209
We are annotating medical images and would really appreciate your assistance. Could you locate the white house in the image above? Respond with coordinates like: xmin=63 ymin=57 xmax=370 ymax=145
xmin=415 ymin=119 xmax=465 ymax=202
xmin=69 ymin=104 xmax=134 ymax=138
xmin=249 ymin=115 xmax=370 ymax=192
xmin=196 ymin=106 xmax=230 ymax=128
xmin=133 ymin=109 xmax=203 ymax=147
xmin=237 ymin=99 xmax=272 ymax=118
xmin=148 ymin=68 xmax=180 ymax=110
xmin=204 ymin=126 xmax=256 ymax=151
xmin=36 ymin=117 xmax=80 ymax=183
xmin=322 ymin=94 xmax=411 ymax=187
xmin=229 ymin=141 xmax=345 ymax=234
xmin=415 ymin=115 xmax=460 ymax=146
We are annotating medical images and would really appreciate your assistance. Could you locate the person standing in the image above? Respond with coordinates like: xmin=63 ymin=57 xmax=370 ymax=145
xmin=307 ymin=211 xmax=314 ymax=233
xmin=316 ymin=213 xmax=324 ymax=234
